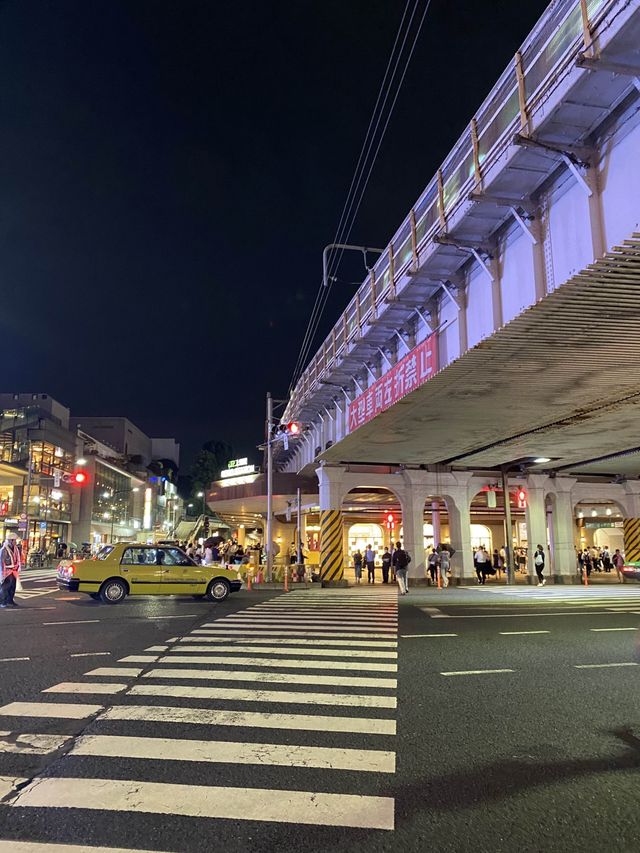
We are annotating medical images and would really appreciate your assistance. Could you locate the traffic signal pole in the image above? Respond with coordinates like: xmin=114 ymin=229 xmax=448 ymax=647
xmin=266 ymin=392 xmax=274 ymax=583
xmin=502 ymin=467 xmax=514 ymax=585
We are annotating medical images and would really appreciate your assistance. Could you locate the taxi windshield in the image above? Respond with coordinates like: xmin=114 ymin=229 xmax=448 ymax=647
xmin=96 ymin=545 xmax=115 ymax=561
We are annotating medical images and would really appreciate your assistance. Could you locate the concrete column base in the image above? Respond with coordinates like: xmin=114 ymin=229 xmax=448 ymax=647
xmin=321 ymin=579 xmax=349 ymax=588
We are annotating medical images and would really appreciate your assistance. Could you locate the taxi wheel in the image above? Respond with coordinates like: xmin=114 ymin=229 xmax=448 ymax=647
xmin=99 ymin=578 xmax=128 ymax=605
xmin=206 ymin=579 xmax=230 ymax=602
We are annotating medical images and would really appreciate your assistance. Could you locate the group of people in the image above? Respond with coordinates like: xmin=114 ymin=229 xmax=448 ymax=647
xmin=352 ymin=543 xmax=411 ymax=593
xmin=577 ymin=545 xmax=625 ymax=581
xmin=183 ymin=538 xmax=261 ymax=566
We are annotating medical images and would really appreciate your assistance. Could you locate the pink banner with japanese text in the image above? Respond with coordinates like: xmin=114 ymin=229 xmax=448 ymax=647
xmin=348 ymin=334 xmax=437 ymax=433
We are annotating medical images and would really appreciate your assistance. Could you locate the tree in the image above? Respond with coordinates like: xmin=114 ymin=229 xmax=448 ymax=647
xmin=181 ymin=440 xmax=234 ymax=499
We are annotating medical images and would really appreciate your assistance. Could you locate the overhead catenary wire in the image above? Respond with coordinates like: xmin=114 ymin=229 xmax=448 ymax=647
xmin=288 ymin=0 xmax=433 ymax=395
xmin=287 ymin=0 xmax=416 ymax=394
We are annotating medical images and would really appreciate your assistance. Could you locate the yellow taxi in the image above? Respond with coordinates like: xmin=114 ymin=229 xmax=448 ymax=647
xmin=57 ymin=542 xmax=242 ymax=604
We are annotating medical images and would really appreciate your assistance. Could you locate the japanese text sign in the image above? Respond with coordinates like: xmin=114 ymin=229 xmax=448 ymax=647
xmin=348 ymin=334 xmax=437 ymax=433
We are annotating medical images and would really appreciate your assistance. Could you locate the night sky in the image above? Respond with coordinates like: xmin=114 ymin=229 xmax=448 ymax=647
xmin=0 ymin=0 xmax=549 ymax=468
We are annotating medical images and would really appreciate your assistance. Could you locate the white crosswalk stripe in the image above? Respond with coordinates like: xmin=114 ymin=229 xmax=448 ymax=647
xmin=474 ymin=586 xmax=640 ymax=604
xmin=0 ymin=587 xmax=398 ymax=844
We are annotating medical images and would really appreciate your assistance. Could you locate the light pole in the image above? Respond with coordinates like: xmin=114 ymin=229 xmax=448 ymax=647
xmin=103 ymin=488 xmax=139 ymax=543
xmin=197 ymin=491 xmax=206 ymax=518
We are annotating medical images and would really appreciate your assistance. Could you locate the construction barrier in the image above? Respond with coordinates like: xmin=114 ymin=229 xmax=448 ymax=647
xmin=319 ymin=509 xmax=344 ymax=583
xmin=623 ymin=518 xmax=640 ymax=562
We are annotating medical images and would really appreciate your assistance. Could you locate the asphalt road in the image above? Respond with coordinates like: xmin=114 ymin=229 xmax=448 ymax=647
xmin=0 ymin=577 xmax=638 ymax=852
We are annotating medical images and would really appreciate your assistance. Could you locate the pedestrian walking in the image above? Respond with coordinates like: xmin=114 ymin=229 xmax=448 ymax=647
xmin=439 ymin=548 xmax=450 ymax=588
xmin=381 ymin=547 xmax=392 ymax=584
xmin=0 ymin=532 xmax=22 ymax=608
xmin=365 ymin=544 xmax=376 ymax=584
xmin=492 ymin=548 xmax=503 ymax=579
xmin=427 ymin=548 xmax=439 ymax=585
xmin=612 ymin=548 xmax=625 ymax=583
xmin=353 ymin=549 xmax=363 ymax=584
xmin=392 ymin=541 xmax=410 ymax=595
xmin=474 ymin=545 xmax=489 ymax=584
xmin=534 ymin=544 xmax=546 ymax=586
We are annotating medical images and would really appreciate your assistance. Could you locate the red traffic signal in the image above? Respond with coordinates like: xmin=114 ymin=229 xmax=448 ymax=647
xmin=72 ymin=470 xmax=88 ymax=485
xmin=516 ymin=488 xmax=527 ymax=509
xmin=386 ymin=512 xmax=395 ymax=529
xmin=387 ymin=513 xmax=394 ymax=524
xmin=287 ymin=422 xmax=301 ymax=435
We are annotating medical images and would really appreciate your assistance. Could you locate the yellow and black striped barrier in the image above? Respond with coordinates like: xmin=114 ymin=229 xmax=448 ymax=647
xmin=623 ymin=518 xmax=640 ymax=562
xmin=319 ymin=509 xmax=344 ymax=583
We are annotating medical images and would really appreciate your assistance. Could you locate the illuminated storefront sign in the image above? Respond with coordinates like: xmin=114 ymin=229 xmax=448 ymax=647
xmin=143 ymin=487 xmax=152 ymax=530
xmin=220 ymin=457 xmax=258 ymax=482
xmin=348 ymin=333 xmax=437 ymax=432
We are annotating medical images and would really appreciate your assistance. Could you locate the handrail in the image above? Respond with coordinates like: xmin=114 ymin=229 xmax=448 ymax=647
xmin=286 ymin=0 xmax=615 ymax=421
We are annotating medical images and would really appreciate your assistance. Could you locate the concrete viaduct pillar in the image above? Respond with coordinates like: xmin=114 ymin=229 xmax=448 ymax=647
xmin=316 ymin=465 xmax=346 ymax=585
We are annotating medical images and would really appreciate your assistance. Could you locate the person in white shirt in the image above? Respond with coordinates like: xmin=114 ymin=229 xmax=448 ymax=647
xmin=365 ymin=545 xmax=376 ymax=584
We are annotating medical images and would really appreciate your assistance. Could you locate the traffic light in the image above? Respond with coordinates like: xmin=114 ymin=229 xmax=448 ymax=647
xmin=71 ymin=470 xmax=88 ymax=485
xmin=386 ymin=512 xmax=395 ymax=530
xmin=286 ymin=422 xmax=301 ymax=435
xmin=516 ymin=488 xmax=527 ymax=509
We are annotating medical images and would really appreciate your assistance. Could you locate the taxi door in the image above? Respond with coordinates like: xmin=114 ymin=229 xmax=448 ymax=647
xmin=157 ymin=547 xmax=204 ymax=594
xmin=119 ymin=546 xmax=163 ymax=594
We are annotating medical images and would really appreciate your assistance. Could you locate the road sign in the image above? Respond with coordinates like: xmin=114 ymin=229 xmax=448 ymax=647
xmin=39 ymin=522 xmax=47 ymax=531
xmin=19 ymin=513 xmax=27 ymax=522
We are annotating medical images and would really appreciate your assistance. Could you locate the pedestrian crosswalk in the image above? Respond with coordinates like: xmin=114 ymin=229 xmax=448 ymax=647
xmin=0 ymin=586 xmax=398 ymax=849
xmin=475 ymin=584 xmax=640 ymax=609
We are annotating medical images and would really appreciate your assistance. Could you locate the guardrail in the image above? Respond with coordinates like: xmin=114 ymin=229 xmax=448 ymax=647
xmin=287 ymin=0 xmax=612 ymax=418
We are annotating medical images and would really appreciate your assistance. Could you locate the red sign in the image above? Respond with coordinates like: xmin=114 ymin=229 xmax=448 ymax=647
xmin=348 ymin=334 xmax=437 ymax=433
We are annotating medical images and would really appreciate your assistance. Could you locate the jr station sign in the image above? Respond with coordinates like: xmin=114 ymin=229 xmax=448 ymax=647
xmin=348 ymin=333 xmax=437 ymax=432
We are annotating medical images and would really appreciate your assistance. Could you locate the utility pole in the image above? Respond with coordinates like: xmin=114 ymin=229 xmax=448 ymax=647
xmin=266 ymin=392 xmax=274 ymax=582
xmin=296 ymin=486 xmax=302 ymax=565
xmin=501 ymin=467 xmax=514 ymax=584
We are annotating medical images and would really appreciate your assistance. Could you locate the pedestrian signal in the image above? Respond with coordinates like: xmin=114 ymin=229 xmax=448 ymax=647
xmin=517 ymin=488 xmax=527 ymax=509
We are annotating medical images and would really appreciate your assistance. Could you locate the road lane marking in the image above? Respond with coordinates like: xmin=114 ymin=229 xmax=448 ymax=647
xmin=11 ymin=776 xmax=395 ymax=831
xmin=43 ymin=683 xmax=128 ymax=695
xmin=72 ymin=733 xmax=395 ymax=771
xmin=0 ymin=702 xmax=103 ymax=719
xmin=425 ymin=611 xmax=640 ymax=619
xmin=178 ymin=636 xmax=397 ymax=648
xmin=145 ymin=645 xmax=169 ymax=651
xmin=0 ymin=656 xmax=30 ymax=662
xmin=0 ymin=777 xmax=28 ymax=800
xmin=220 ymin=615 xmax=398 ymax=623
xmin=128 ymin=684 xmax=397 ymax=708
xmin=142 ymin=668 xmax=397 ymax=689
xmin=590 ymin=627 xmax=637 ymax=632
xmin=118 ymin=656 xmax=159 ymax=663
xmin=574 ymin=662 xmax=639 ymax=669
xmin=0 ymin=732 xmax=71 ymax=755
xmin=84 ymin=667 xmax=143 ymax=677
xmin=103 ymin=704 xmax=396 ymax=735
xmin=169 ymin=645 xmax=397 ymax=658
xmin=70 ymin=652 xmax=111 ymax=658
xmin=42 ymin=620 xmax=100 ymax=626
xmin=193 ymin=630 xmax=396 ymax=639
xmin=400 ymin=634 xmax=457 ymax=638
xmin=0 ymin=842 xmax=161 ymax=852
xmin=215 ymin=622 xmax=397 ymax=631
xmin=148 ymin=614 xmax=198 ymax=620
xmin=157 ymin=655 xmax=398 ymax=672
xmin=499 ymin=630 xmax=551 ymax=635
xmin=441 ymin=669 xmax=515 ymax=676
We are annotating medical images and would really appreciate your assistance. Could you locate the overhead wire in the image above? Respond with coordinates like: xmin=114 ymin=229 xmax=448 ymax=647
xmin=288 ymin=0 xmax=433 ymax=395
xmin=288 ymin=0 xmax=419 ymax=394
